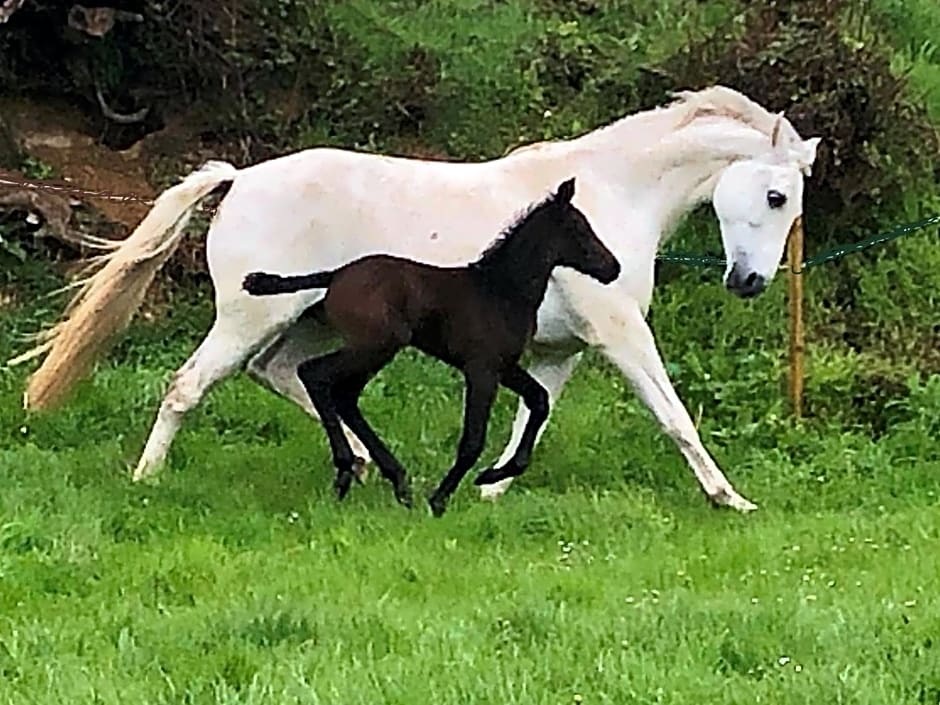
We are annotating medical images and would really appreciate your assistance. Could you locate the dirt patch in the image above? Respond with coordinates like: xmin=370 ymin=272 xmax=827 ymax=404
xmin=1 ymin=95 xmax=159 ymax=229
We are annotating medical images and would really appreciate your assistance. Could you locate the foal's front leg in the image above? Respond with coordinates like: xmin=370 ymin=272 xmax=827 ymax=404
xmin=428 ymin=365 xmax=499 ymax=517
xmin=477 ymin=351 xmax=582 ymax=500
xmin=474 ymin=364 xmax=550 ymax=487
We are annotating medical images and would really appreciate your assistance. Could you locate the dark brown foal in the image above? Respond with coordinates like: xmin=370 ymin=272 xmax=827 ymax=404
xmin=243 ymin=177 xmax=620 ymax=516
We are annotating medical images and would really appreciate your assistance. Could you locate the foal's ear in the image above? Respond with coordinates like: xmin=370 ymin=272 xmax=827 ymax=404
xmin=555 ymin=177 xmax=576 ymax=204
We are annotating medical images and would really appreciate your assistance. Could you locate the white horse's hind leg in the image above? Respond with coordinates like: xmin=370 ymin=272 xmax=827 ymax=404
xmin=478 ymin=350 xmax=582 ymax=500
xmin=246 ymin=316 xmax=373 ymax=471
xmin=594 ymin=301 xmax=757 ymax=512
xmin=132 ymin=319 xmax=273 ymax=481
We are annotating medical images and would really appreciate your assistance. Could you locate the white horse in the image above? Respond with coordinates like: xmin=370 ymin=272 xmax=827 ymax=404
xmin=15 ymin=86 xmax=820 ymax=512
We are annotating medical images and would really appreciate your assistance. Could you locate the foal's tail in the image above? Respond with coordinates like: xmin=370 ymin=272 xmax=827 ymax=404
xmin=242 ymin=270 xmax=336 ymax=297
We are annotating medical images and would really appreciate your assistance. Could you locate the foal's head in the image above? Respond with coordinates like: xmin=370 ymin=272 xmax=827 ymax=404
xmin=531 ymin=178 xmax=621 ymax=284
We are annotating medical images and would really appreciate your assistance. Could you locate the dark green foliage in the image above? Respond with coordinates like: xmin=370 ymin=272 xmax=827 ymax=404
xmin=639 ymin=0 xmax=940 ymax=243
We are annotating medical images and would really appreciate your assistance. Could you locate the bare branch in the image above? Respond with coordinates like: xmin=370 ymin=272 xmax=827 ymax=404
xmin=0 ymin=186 xmax=116 ymax=251
xmin=95 ymin=85 xmax=150 ymax=125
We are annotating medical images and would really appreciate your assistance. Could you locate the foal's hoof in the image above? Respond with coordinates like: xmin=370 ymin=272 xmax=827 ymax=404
xmin=334 ymin=471 xmax=355 ymax=501
xmin=427 ymin=494 xmax=448 ymax=518
xmin=395 ymin=485 xmax=414 ymax=509
xmin=474 ymin=464 xmax=520 ymax=486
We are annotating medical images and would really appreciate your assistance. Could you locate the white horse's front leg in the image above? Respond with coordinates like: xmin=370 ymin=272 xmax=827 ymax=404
xmin=478 ymin=351 xmax=582 ymax=500
xmin=595 ymin=302 xmax=757 ymax=512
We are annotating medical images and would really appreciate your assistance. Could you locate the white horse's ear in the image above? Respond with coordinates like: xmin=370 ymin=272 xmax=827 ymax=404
xmin=803 ymin=137 xmax=821 ymax=165
xmin=771 ymin=112 xmax=786 ymax=149
xmin=794 ymin=137 xmax=821 ymax=176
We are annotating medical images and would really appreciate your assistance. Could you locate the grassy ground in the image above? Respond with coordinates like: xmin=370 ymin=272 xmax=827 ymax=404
xmin=1 ymin=281 xmax=939 ymax=705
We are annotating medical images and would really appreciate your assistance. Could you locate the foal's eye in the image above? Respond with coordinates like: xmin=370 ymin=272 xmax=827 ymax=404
xmin=767 ymin=190 xmax=787 ymax=209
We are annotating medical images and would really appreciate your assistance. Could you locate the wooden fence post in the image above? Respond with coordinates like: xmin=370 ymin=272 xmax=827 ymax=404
xmin=787 ymin=216 xmax=805 ymax=418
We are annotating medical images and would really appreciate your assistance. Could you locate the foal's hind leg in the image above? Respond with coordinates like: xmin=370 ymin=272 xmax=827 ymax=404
xmin=296 ymin=350 xmax=361 ymax=500
xmin=297 ymin=347 xmax=405 ymax=503
xmin=428 ymin=364 xmax=499 ymax=517
xmin=474 ymin=364 xmax=550 ymax=487
xmin=333 ymin=370 xmax=413 ymax=507
xmin=247 ymin=316 xmax=373 ymax=479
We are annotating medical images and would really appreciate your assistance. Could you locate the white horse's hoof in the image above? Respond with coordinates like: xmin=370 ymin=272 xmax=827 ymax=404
xmin=131 ymin=461 xmax=160 ymax=483
xmin=479 ymin=478 xmax=512 ymax=501
xmin=351 ymin=456 xmax=370 ymax=483
xmin=710 ymin=487 xmax=758 ymax=512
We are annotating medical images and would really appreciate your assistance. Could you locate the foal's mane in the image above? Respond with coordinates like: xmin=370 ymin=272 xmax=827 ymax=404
xmin=469 ymin=191 xmax=557 ymax=270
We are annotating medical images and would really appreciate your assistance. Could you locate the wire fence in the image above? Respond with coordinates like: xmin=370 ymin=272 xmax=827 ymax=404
xmin=656 ymin=213 xmax=940 ymax=271
xmin=2 ymin=171 xmax=938 ymax=269
xmin=0 ymin=174 xmax=155 ymax=205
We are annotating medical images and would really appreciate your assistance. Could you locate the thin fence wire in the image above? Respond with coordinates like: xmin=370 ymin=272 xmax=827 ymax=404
xmin=2 ymin=171 xmax=938 ymax=269
xmin=656 ymin=213 xmax=940 ymax=271
xmin=0 ymin=174 xmax=156 ymax=205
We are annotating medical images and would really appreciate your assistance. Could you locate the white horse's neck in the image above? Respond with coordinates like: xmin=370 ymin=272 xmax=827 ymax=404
xmin=517 ymin=107 xmax=773 ymax=250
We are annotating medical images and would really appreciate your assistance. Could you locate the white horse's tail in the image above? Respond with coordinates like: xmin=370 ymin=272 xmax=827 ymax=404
xmin=9 ymin=159 xmax=239 ymax=411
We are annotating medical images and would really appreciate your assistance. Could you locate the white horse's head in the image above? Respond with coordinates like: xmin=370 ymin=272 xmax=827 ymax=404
xmin=712 ymin=115 xmax=821 ymax=298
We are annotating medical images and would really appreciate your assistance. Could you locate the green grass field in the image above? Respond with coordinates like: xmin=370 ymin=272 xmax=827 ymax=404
xmin=1 ymin=290 xmax=939 ymax=705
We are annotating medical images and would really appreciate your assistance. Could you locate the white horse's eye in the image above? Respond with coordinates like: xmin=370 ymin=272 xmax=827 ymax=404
xmin=767 ymin=190 xmax=787 ymax=209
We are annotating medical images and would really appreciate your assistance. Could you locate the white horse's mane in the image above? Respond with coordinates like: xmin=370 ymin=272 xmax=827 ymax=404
xmin=508 ymin=85 xmax=795 ymax=157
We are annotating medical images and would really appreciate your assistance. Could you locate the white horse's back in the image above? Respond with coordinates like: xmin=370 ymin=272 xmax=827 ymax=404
xmin=206 ymin=145 xmax=579 ymax=297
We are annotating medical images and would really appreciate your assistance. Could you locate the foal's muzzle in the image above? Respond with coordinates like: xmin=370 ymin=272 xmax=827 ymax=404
xmin=595 ymin=257 xmax=621 ymax=285
xmin=725 ymin=263 xmax=766 ymax=298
